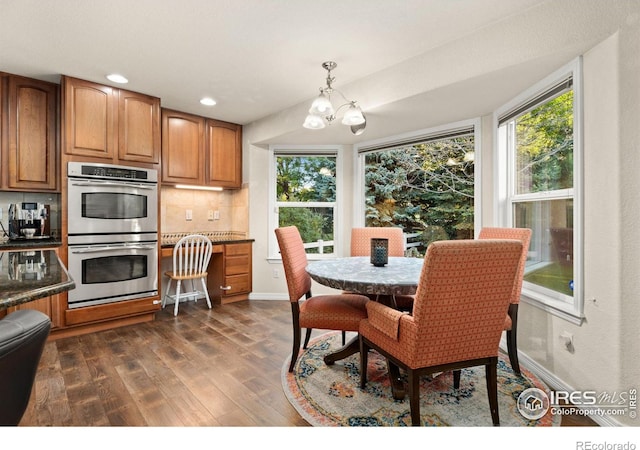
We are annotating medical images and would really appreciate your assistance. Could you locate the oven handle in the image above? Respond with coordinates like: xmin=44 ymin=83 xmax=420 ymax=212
xmin=69 ymin=180 xmax=156 ymax=190
xmin=71 ymin=244 xmax=157 ymax=254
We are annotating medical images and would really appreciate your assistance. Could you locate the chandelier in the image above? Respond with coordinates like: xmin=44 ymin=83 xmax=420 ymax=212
xmin=303 ymin=61 xmax=366 ymax=135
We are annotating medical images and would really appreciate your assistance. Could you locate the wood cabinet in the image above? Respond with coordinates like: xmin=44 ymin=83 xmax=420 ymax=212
xmin=62 ymin=76 xmax=160 ymax=165
xmin=161 ymin=109 xmax=204 ymax=184
xmin=0 ymin=74 xmax=59 ymax=191
xmin=209 ymin=242 xmax=252 ymax=304
xmin=162 ymin=108 xmax=242 ymax=188
xmin=205 ymin=119 xmax=242 ymax=188
xmin=5 ymin=295 xmax=63 ymax=330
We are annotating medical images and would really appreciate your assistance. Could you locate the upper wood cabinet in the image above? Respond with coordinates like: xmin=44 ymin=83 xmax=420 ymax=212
xmin=205 ymin=119 xmax=242 ymax=188
xmin=161 ymin=109 xmax=205 ymax=184
xmin=162 ymin=108 xmax=242 ymax=188
xmin=62 ymin=76 xmax=160 ymax=165
xmin=1 ymin=74 xmax=59 ymax=191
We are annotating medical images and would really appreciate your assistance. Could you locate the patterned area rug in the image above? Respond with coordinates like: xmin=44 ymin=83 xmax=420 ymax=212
xmin=282 ymin=332 xmax=559 ymax=427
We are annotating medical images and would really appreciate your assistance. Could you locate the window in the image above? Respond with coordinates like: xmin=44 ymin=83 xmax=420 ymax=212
xmin=495 ymin=58 xmax=583 ymax=323
xmin=269 ymin=146 xmax=341 ymax=259
xmin=355 ymin=120 xmax=480 ymax=256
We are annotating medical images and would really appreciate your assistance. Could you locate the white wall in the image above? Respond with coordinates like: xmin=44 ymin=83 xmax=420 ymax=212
xmin=514 ymin=31 xmax=639 ymax=426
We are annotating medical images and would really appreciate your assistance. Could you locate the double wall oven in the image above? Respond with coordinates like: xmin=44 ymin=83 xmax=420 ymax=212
xmin=67 ymin=162 xmax=158 ymax=309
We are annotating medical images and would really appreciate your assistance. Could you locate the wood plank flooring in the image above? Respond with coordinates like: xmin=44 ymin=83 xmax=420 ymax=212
xmin=18 ymin=300 xmax=595 ymax=427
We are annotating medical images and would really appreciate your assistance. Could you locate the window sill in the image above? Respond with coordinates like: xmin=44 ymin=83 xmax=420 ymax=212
xmin=521 ymin=288 xmax=585 ymax=326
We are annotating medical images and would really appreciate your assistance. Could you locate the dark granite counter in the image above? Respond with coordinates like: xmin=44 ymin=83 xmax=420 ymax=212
xmin=160 ymin=231 xmax=253 ymax=248
xmin=0 ymin=249 xmax=75 ymax=310
xmin=0 ymin=238 xmax=63 ymax=251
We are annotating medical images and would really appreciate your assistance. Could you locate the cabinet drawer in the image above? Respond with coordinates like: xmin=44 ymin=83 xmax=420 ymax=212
xmin=225 ymin=242 xmax=251 ymax=256
xmin=225 ymin=254 xmax=250 ymax=276
xmin=221 ymin=274 xmax=251 ymax=295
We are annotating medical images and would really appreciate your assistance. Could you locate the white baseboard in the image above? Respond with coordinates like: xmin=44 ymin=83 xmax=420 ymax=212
xmin=249 ymin=292 xmax=289 ymax=301
xmin=499 ymin=338 xmax=622 ymax=427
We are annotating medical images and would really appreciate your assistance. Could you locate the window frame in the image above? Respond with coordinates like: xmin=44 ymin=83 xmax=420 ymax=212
xmin=494 ymin=57 xmax=584 ymax=324
xmin=353 ymin=118 xmax=482 ymax=234
xmin=268 ymin=145 xmax=344 ymax=261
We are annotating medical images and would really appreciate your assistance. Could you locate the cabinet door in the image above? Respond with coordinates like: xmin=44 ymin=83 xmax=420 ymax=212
xmin=205 ymin=119 xmax=242 ymax=188
xmin=63 ymin=76 xmax=117 ymax=159
xmin=6 ymin=295 xmax=63 ymax=329
xmin=161 ymin=109 xmax=204 ymax=184
xmin=7 ymin=76 xmax=58 ymax=191
xmin=118 ymin=90 xmax=160 ymax=164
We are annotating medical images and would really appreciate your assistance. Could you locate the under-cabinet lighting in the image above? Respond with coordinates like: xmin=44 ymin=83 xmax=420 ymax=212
xmin=175 ymin=184 xmax=223 ymax=191
xmin=106 ymin=74 xmax=128 ymax=84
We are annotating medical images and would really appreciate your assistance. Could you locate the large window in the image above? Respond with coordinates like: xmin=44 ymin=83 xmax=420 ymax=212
xmin=496 ymin=58 xmax=583 ymax=323
xmin=269 ymin=146 xmax=340 ymax=258
xmin=356 ymin=122 xmax=479 ymax=256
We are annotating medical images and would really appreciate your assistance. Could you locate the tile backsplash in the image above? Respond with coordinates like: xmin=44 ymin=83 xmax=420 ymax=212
xmin=160 ymin=185 xmax=248 ymax=234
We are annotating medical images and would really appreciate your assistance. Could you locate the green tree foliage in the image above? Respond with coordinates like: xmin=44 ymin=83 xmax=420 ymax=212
xmin=364 ymin=135 xmax=475 ymax=252
xmin=276 ymin=156 xmax=336 ymax=252
xmin=515 ymin=90 xmax=573 ymax=193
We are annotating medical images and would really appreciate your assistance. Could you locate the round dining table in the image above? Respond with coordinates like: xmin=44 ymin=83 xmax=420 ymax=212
xmin=305 ymin=255 xmax=424 ymax=400
xmin=305 ymin=256 xmax=424 ymax=296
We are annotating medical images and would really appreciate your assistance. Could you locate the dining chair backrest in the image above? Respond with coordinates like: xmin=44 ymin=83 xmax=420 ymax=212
xmin=409 ymin=239 xmax=522 ymax=367
xmin=275 ymin=226 xmax=312 ymax=303
xmin=478 ymin=227 xmax=531 ymax=306
xmin=350 ymin=227 xmax=405 ymax=257
xmin=171 ymin=234 xmax=213 ymax=278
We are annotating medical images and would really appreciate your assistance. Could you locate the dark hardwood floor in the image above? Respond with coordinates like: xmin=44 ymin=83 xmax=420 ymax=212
xmin=19 ymin=300 xmax=596 ymax=427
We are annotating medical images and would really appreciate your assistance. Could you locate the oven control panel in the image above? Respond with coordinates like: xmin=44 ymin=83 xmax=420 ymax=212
xmin=67 ymin=162 xmax=157 ymax=183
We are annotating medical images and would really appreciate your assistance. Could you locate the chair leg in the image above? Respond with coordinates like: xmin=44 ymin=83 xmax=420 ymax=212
xmin=289 ymin=325 xmax=301 ymax=373
xmin=162 ymin=277 xmax=173 ymax=308
xmin=303 ymin=328 xmax=312 ymax=349
xmin=200 ymin=277 xmax=212 ymax=309
xmin=407 ymin=369 xmax=421 ymax=426
xmin=486 ymin=360 xmax=500 ymax=426
xmin=507 ymin=303 xmax=520 ymax=375
xmin=342 ymin=331 xmax=346 ymax=346
xmin=506 ymin=329 xmax=520 ymax=375
xmin=359 ymin=337 xmax=369 ymax=389
xmin=453 ymin=369 xmax=461 ymax=389
xmin=173 ymin=280 xmax=182 ymax=316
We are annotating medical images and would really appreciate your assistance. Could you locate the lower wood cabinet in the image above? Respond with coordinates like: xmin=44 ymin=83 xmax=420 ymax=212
xmin=209 ymin=242 xmax=253 ymax=304
xmin=3 ymin=295 xmax=63 ymax=329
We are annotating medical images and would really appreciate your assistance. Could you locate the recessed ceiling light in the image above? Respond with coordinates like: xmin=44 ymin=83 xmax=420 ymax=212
xmin=106 ymin=74 xmax=128 ymax=84
xmin=200 ymin=97 xmax=217 ymax=106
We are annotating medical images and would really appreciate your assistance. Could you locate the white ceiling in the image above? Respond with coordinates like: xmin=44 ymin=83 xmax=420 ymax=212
xmin=0 ymin=0 xmax=635 ymax=145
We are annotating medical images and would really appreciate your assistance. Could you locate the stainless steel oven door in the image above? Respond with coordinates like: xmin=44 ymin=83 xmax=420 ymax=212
xmin=67 ymin=178 xmax=158 ymax=236
xmin=67 ymin=241 xmax=158 ymax=308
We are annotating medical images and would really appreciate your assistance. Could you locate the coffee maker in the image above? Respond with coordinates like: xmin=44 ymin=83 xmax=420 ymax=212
xmin=8 ymin=203 xmax=50 ymax=240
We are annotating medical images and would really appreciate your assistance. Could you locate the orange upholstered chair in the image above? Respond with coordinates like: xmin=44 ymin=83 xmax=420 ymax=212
xmin=350 ymin=227 xmax=405 ymax=257
xmin=350 ymin=227 xmax=414 ymax=311
xmin=359 ymin=239 xmax=523 ymax=426
xmin=275 ymin=226 xmax=370 ymax=372
xmin=478 ymin=227 xmax=531 ymax=375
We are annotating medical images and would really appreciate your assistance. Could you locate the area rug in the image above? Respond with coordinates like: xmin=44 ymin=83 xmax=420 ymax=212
xmin=282 ymin=331 xmax=559 ymax=427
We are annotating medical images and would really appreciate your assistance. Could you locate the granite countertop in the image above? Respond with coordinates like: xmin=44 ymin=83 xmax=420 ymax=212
xmin=0 ymin=249 xmax=75 ymax=310
xmin=0 ymin=237 xmax=63 ymax=251
xmin=160 ymin=231 xmax=253 ymax=248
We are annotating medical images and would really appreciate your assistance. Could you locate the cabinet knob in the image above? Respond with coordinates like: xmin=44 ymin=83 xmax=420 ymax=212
xmin=220 ymin=285 xmax=232 ymax=291
xmin=153 ymin=300 xmax=162 ymax=305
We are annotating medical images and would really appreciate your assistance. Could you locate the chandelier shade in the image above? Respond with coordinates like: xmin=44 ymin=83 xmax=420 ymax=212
xmin=302 ymin=61 xmax=366 ymax=135
xmin=309 ymin=91 xmax=334 ymax=116
xmin=303 ymin=114 xmax=326 ymax=129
